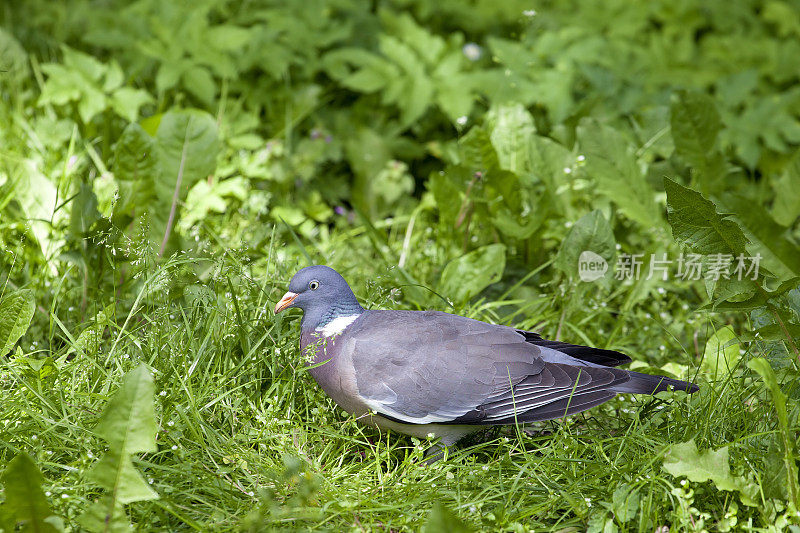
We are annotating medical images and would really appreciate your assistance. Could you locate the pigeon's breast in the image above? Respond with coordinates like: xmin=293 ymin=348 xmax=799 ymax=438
xmin=300 ymin=330 xmax=367 ymax=416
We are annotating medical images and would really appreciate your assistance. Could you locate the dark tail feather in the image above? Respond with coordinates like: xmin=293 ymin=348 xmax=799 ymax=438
xmin=613 ymin=371 xmax=699 ymax=395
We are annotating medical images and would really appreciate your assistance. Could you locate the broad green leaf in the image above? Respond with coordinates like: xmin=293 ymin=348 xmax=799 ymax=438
xmin=459 ymin=126 xmax=499 ymax=173
xmin=324 ymin=48 xmax=396 ymax=91
xmin=378 ymin=34 xmax=433 ymax=127
xmin=61 ymin=45 xmax=105 ymax=81
xmin=528 ymin=135 xmax=573 ymax=189
xmin=80 ymin=365 xmax=159 ymax=532
xmin=555 ymin=210 xmax=616 ymax=285
xmin=113 ymin=123 xmax=159 ymax=219
xmin=670 ymin=90 xmax=723 ymax=182
xmin=109 ymin=87 xmax=153 ymax=123
xmin=577 ymin=119 xmax=659 ymax=227
xmin=701 ymin=326 xmax=740 ymax=380
xmin=102 ymin=60 xmax=124 ymax=92
xmin=78 ymin=496 xmax=131 ymax=533
xmin=115 ymin=123 xmax=159 ymax=183
xmin=664 ymin=178 xmax=748 ymax=255
xmin=69 ymin=182 xmax=100 ymax=235
xmin=717 ymin=192 xmax=800 ymax=279
xmin=69 ymin=304 xmax=114 ymax=358
xmin=435 ymin=71 xmax=476 ymax=125
xmin=762 ymin=434 xmax=791 ymax=500
xmin=611 ymin=483 xmax=640 ymax=523
xmin=440 ymin=244 xmax=506 ymax=303
xmin=421 ymin=502 xmax=472 ymax=533
xmin=345 ymin=127 xmax=393 ymax=219
xmin=207 ymin=24 xmax=252 ymax=51
xmin=155 ymin=61 xmax=186 ymax=93
xmin=771 ymin=156 xmax=800 ymax=226
xmin=181 ymin=65 xmax=216 ymax=104
xmin=343 ymin=66 xmax=390 ymax=92
xmin=151 ymin=109 xmax=219 ymax=251
xmin=179 ymin=177 xmax=248 ymax=230
xmin=663 ymin=439 xmax=741 ymax=492
xmin=0 ymin=453 xmax=63 ymax=533
xmin=0 ymin=28 xmax=29 ymax=84
xmin=12 ymin=160 xmax=62 ymax=265
xmin=155 ymin=110 xmax=219 ymax=200
xmin=486 ymin=104 xmax=536 ymax=175
xmin=489 ymin=201 xmax=543 ymax=239
xmin=89 ymin=451 xmax=159 ymax=504
xmin=740 ymin=322 xmax=800 ymax=343
xmin=428 ymin=166 xmax=469 ymax=227
xmin=707 ymin=277 xmax=800 ymax=311
xmin=0 ymin=289 xmax=36 ymax=357
xmin=94 ymin=364 xmax=157 ymax=455
xmin=747 ymin=357 xmax=800 ymax=507
xmin=38 ymin=64 xmax=85 ymax=106
xmin=747 ymin=358 xmax=789 ymax=439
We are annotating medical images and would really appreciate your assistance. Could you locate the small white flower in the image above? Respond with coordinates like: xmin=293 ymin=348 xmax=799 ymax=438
xmin=61 ymin=494 xmax=69 ymax=499
xmin=680 ymin=479 xmax=687 ymax=486
xmin=462 ymin=43 xmax=482 ymax=61
xmin=32 ymin=434 xmax=37 ymax=440
xmin=427 ymin=432 xmax=435 ymax=439
xmin=657 ymin=287 xmax=666 ymax=294
xmin=171 ymin=445 xmax=178 ymax=451
xmin=659 ymin=345 xmax=666 ymax=351
xmin=159 ymin=391 xmax=167 ymax=397
xmin=87 ymin=451 xmax=93 ymax=458
xmin=563 ymin=167 xmax=572 ymax=174
xmin=577 ymin=155 xmax=586 ymax=162
xmin=523 ymin=9 xmax=537 ymax=17
xmin=456 ymin=115 xmax=468 ymax=126
xmin=167 ymin=421 xmax=174 ymax=427
xmin=45 ymin=491 xmax=52 ymax=496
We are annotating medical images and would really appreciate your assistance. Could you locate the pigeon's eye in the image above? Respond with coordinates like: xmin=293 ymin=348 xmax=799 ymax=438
xmin=308 ymin=280 xmax=320 ymax=290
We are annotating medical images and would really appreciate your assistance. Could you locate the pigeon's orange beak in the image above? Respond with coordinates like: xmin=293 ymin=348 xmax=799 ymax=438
xmin=274 ymin=292 xmax=298 ymax=313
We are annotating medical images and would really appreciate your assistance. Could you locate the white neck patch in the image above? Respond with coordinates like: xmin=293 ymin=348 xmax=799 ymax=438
xmin=316 ymin=314 xmax=361 ymax=337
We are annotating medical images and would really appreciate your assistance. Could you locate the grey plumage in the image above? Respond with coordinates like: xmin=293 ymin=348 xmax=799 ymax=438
xmin=276 ymin=265 xmax=699 ymax=450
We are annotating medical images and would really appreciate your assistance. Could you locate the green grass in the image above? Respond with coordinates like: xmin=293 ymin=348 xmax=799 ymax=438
xmin=2 ymin=230 xmax=796 ymax=531
xmin=2 ymin=0 xmax=799 ymax=529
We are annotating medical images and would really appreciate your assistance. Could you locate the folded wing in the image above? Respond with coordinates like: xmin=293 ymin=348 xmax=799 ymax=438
xmin=346 ymin=311 xmax=636 ymax=425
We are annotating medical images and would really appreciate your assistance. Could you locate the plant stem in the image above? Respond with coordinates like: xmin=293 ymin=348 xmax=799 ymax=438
xmin=159 ymin=141 xmax=188 ymax=257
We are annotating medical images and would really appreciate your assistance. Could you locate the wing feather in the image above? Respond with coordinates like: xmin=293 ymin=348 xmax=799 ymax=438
xmin=344 ymin=310 xmax=633 ymax=426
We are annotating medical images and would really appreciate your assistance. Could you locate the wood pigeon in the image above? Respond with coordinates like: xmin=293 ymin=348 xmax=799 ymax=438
xmin=275 ymin=265 xmax=698 ymax=455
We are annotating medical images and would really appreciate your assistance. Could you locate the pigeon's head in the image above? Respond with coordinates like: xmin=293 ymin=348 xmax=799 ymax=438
xmin=274 ymin=265 xmax=363 ymax=329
